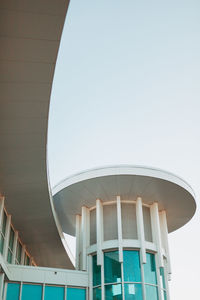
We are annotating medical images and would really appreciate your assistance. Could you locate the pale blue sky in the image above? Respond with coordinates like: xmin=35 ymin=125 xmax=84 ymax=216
xmin=48 ymin=1 xmax=200 ymax=299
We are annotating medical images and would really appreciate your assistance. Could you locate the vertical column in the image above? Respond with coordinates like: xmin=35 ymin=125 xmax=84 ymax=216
xmin=12 ymin=231 xmax=18 ymax=264
xmin=150 ymin=203 xmax=164 ymax=268
xmin=159 ymin=210 xmax=171 ymax=276
xmin=75 ymin=214 xmax=81 ymax=270
xmin=81 ymin=206 xmax=90 ymax=271
xmin=136 ymin=197 xmax=146 ymax=264
xmin=3 ymin=214 xmax=11 ymax=260
xmin=0 ymin=273 xmax=5 ymax=300
xmin=88 ymin=255 xmax=93 ymax=300
xmin=96 ymin=199 xmax=103 ymax=266
xmin=116 ymin=196 xmax=123 ymax=263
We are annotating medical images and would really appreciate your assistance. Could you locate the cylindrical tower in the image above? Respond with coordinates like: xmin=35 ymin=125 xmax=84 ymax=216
xmin=53 ymin=166 xmax=196 ymax=300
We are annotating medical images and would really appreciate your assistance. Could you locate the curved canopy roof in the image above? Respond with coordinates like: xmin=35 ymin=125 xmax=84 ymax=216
xmin=53 ymin=165 xmax=196 ymax=235
xmin=0 ymin=0 xmax=74 ymax=269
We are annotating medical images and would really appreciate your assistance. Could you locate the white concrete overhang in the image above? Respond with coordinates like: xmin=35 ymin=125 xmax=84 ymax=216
xmin=53 ymin=165 xmax=196 ymax=235
xmin=0 ymin=0 xmax=74 ymax=269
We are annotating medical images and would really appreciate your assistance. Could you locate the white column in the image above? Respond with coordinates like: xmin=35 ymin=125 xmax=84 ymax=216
xmin=81 ymin=206 xmax=90 ymax=271
xmin=136 ymin=197 xmax=146 ymax=264
xmin=11 ymin=231 xmax=18 ymax=264
xmin=88 ymin=255 xmax=93 ymax=300
xmin=150 ymin=202 xmax=164 ymax=268
xmin=75 ymin=214 xmax=81 ymax=270
xmin=0 ymin=197 xmax=5 ymax=228
xmin=96 ymin=199 xmax=103 ymax=266
xmin=116 ymin=196 xmax=123 ymax=263
xmin=3 ymin=214 xmax=11 ymax=260
xmin=0 ymin=273 xmax=5 ymax=300
xmin=159 ymin=210 xmax=171 ymax=275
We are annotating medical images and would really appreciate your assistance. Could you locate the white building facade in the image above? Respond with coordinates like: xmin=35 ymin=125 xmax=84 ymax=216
xmin=0 ymin=166 xmax=196 ymax=300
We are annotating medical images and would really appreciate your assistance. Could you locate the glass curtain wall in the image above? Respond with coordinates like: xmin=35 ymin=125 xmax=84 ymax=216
xmin=92 ymin=250 xmax=167 ymax=300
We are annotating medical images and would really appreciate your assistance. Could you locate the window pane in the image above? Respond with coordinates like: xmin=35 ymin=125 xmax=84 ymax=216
xmin=67 ymin=288 xmax=86 ymax=300
xmin=160 ymin=268 xmax=166 ymax=289
xmin=6 ymin=283 xmax=20 ymax=300
xmin=104 ymin=251 xmax=121 ymax=284
xmin=144 ymin=253 xmax=157 ymax=284
xmin=0 ymin=234 xmax=4 ymax=254
xmin=145 ymin=285 xmax=158 ymax=300
xmin=22 ymin=284 xmax=42 ymax=300
xmin=124 ymin=284 xmax=143 ymax=300
xmin=93 ymin=287 xmax=101 ymax=300
xmin=123 ymin=251 xmax=141 ymax=282
xmin=163 ymin=290 xmax=167 ymax=300
xmin=105 ymin=284 xmax=122 ymax=300
xmin=17 ymin=242 xmax=22 ymax=263
xmin=9 ymin=228 xmax=15 ymax=250
xmin=44 ymin=286 xmax=64 ymax=300
xmin=2 ymin=212 xmax=7 ymax=236
xmin=121 ymin=204 xmax=137 ymax=239
xmin=7 ymin=249 xmax=12 ymax=263
xmin=93 ymin=255 xmax=101 ymax=286
xmin=103 ymin=204 xmax=118 ymax=241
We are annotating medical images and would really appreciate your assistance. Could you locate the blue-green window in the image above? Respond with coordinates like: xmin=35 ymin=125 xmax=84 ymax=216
xmin=104 ymin=251 xmax=121 ymax=284
xmin=22 ymin=284 xmax=42 ymax=300
xmin=6 ymin=283 xmax=20 ymax=300
xmin=7 ymin=228 xmax=15 ymax=263
xmin=124 ymin=284 xmax=143 ymax=300
xmin=123 ymin=251 xmax=141 ymax=282
xmin=144 ymin=253 xmax=157 ymax=284
xmin=105 ymin=284 xmax=122 ymax=300
xmin=44 ymin=285 xmax=64 ymax=300
xmin=145 ymin=285 xmax=158 ymax=300
xmin=93 ymin=287 xmax=101 ymax=300
xmin=16 ymin=242 xmax=22 ymax=264
xmin=67 ymin=288 xmax=86 ymax=300
xmin=93 ymin=255 xmax=101 ymax=286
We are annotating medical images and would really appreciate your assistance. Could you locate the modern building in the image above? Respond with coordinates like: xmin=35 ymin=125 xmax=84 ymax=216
xmin=0 ymin=164 xmax=196 ymax=300
xmin=0 ymin=1 xmax=197 ymax=300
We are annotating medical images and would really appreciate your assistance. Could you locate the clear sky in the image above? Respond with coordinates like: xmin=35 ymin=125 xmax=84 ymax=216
xmin=48 ymin=1 xmax=200 ymax=299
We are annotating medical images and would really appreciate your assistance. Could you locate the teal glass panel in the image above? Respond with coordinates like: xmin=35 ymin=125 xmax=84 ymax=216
xmin=123 ymin=251 xmax=141 ymax=282
xmin=7 ymin=249 xmax=12 ymax=263
xmin=160 ymin=268 xmax=166 ymax=289
xmin=6 ymin=283 xmax=20 ymax=300
xmin=22 ymin=284 xmax=42 ymax=300
xmin=144 ymin=253 xmax=157 ymax=284
xmin=163 ymin=290 xmax=167 ymax=300
xmin=44 ymin=286 xmax=64 ymax=300
xmin=9 ymin=228 xmax=14 ymax=250
xmin=104 ymin=251 xmax=121 ymax=284
xmin=93 ymin=255 xmax=101 ymax=286
xmin=24 ymin=255 xmax=30 ymax=266
xmin=124 ymin=284 xmax=143 ymax=300
xmin=2 ymin=212 xmax=7 ymax=236
xmin=145 ymin=285 xmax=158 ymax=300
xmin=67 ymin=288 xmax=86 ymax=299
xmin=93 ymin=287 xmax=101 ymax=300
xmin=105 ymin=284 xmax=122 ymax=300
xmin=0 ymin=234 xmax=4 ymax=254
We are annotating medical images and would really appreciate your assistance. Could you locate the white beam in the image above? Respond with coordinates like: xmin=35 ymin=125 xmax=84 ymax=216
xmin=75 ymin=214 xmax=81 ymax=270
xmin=117 ymin=196 xmax=123 ymax=262
xmin=159 ymin=210 xmax=172 ymax=275
xmin=96 ymin=199 xmax=103 ymax=266
xmin=150 ymin=203 xmax=164 ymax=268
xmin=136 ymin=197 xmax=146 ymax=264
